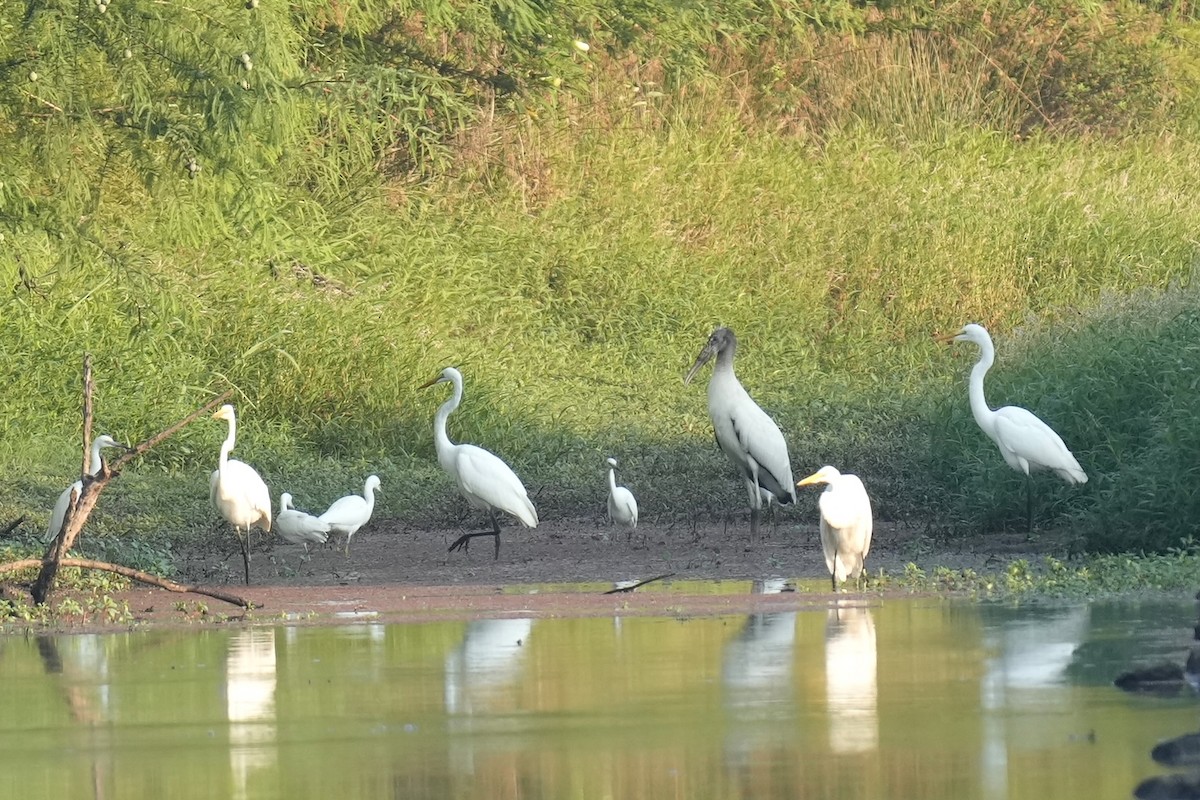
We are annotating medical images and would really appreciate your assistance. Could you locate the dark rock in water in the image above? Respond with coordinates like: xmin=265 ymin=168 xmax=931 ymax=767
xmin=1116 ymin=663 xmax=1187 ymax=695
xmin=1154 ymin=733 xmax=1200 ymax=768
xmin=1186 ymin=648 xmax=1200 ymax=691
xmin=1134 ymin=773 xmax=1200 ymax=800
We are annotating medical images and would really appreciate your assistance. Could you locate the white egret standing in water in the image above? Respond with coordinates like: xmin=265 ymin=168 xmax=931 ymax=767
xmin=943 ymin=323 xmax=1088 ymax=530
xmin=797 ymin=466 xmax=873 ymax=592
xmin=46 ymin=434 xmax=127 ymax=543
xmin=685 ymin=327 xmax=795 ymax=539
xmin=421 ymin=367 xmax=537 ymax=559
xmin=211 ymin=404 xmax=272 ymax=585
xmin=605 ymin=457 xmax=638 ymax=537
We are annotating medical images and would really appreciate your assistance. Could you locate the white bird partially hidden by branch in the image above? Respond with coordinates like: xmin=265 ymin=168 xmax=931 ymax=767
xmin=211 ymin=404 xmax=272 ymax=585
xmin=318 ymin=475 xmax=380 ymax=557
xmin=942 ymin=323 xmax=1087 ymax=530
xmin=421 ymin=367 xmax=538 ymax=559
xmin=797 ymin=466 xmax=873 ymax=592
xmin=685 ymin=327 xmax=796 ymax=540
xmin=46 ymin=434 xmax=127 ymax=544
xmin=605 ymin=457 xmax=638 ymax=537
xmin=276 ymin=493 xmax=331 ymax=552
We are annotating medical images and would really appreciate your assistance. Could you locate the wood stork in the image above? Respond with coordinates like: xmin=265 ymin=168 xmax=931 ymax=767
xmin=685 ymin=327 xmax=795 ymax=539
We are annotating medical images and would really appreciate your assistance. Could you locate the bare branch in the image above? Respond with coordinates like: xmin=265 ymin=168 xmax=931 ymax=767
xmin=0 ymin=558 xmax=253 ymax=608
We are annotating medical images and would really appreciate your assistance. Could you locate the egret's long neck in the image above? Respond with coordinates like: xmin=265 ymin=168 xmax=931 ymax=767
xmin=433 ymin=377 xmax=463 ymax=463
xmin=968 ymin=338 xmax=996 ymax=429
xmin=219 ymin=417 xmax=237 ymax=467
xmin=87 ymin=440 xmax=104 ymax=476
xmin=608 ymin=468 xmax=617 ymax=494
xmin=362 ymin=481 xmax=378 ymax=510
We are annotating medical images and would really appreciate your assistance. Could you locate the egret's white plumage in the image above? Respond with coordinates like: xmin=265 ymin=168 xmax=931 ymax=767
xmin=685 ymin=327 xmax=795 ymax=539
xmin=276 ymin=492 xmax=331 ymax=551
xmin=605 ymin=457 xmax=638 ymax=536
xmin=318 ymin=475 xmax=380 ymax=556
xmin=946 ymin=323 xmax=1087 ymax=527
xmin=46 ymin=434 xmax=125 ymax=544
xmin=797 ymin=466 xmax=873 ymax=591
xmin=421 ymin=367 xmax=537 ymax=559
xmin=211 ymin=404 xmax=272 ymax=585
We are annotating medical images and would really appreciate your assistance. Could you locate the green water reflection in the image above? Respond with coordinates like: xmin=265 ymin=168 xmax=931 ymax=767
xmin=0 ymin=591 xmax=1195 ymax=799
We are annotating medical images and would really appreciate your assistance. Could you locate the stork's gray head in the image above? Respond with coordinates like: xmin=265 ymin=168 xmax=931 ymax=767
xmin=684 ymin=327 xmax=737 ymax=384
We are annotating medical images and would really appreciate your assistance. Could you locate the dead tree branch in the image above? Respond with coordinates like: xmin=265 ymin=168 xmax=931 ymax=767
xmin=31 ymin=356 xmax=233 ymax=605
xmin=0 ymin=558 xmax=253 ymax=608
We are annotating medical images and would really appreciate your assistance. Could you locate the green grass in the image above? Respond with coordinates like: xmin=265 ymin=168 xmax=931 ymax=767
xmin=1 ymin=120 xmax=1198 ymax=556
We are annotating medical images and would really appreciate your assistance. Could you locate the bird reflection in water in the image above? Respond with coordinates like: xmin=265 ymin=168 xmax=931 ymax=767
xmin=824 ymin=603 xmax=879 ymax=755
xmin=722 ymin=579 xmax=798 ymax=768
xmin=226 ymin=628 xmax=278 ymax=800
xmin=444 ymin=618 xmax=536 ymax=776
xmin=37 ymin=634 xmax=116 ymax=799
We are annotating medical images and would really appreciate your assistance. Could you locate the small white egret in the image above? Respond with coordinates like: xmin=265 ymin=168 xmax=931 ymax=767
xmin=318 ymin=474 xmax=380 ymax=556
xmin=421 ymin=367 xmax=538 ymax=559
xmin=685 ymin=327 xmax=796 ymax=539
xmin=46 ymin=434 xmax=127 ymax=543
xmin=943 ymin=323 xmax=1088 ymax=529
xmin=797 ymin=466 xmax=873 ymax=592
xmin=211 ymin=404 xmax=272 ymax=585
xmin=605 ymin=457 xmax=638 ymax=537
xmin=276 ymin=493 xmax=331 ymax=552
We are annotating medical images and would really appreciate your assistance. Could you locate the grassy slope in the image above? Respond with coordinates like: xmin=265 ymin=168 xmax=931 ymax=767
xmin=2 ymin=114 xmax=1198 ymax=555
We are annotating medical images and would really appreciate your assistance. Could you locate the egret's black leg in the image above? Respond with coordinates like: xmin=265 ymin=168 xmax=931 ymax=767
xmin=447 ymin=510 xmax=502 ymax=559
xmin=1025 ymin=476 xmax=1034 ymax=534
xmin=240 ymin=531 xmax=251 ymax=586
xmin=749 ymin=507 xmax=760 ymax=543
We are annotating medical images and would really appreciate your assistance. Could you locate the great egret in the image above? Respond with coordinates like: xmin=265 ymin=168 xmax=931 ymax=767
xmin=943 ymin=323 xmax=1088 ymax=529
xmin=46 ymin=434 xmax=127 ymax=543
xmin=797 ymin=466 xmax=873 ymax=592
xmin=276 ymin=493 xmax=331 ymax=552
xmin=685 ymin=327 xmax=796 ymax=539
xmin=605 ymin=457 xmax=638 ymax=537
xmin=318 ymin=475 xmax=380 ymax=556
xmin=420 ymin=367 xmax=537 ymax=559
xmin=211 ymin=404 xmax=272 ymax=585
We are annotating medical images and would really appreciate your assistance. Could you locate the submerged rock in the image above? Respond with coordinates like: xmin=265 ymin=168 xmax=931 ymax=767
xmin=1134 ymin=773 xmax=1200 ymax=800
xmin=1154 ymin=733 xmax=1200 ymax=768
xmin=1115 ymin=663 xmax=1187 ymax=695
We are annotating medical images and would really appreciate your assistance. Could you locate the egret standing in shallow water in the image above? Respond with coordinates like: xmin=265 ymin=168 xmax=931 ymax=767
xmin=685 ymin=327 xmax=796 ymax=540
xmin=942 ymin=323 xmax=1088 ymax=530
xmin=276 ymin=493 xmax=331 ymax=552
xmin=211 ymin=404 xmax=272 ymax=585
xmin=318 ymin=475 xmax=380 ymax=556
xmin=46 ymin=434 xmax=128 ymax=543
xmin=421 ymin=367 xmax=538 ymax=559
xmin=797 ymin=466 xmax=873 ymax=592
xmin=605 ymin=457 xmax=638 ymax=538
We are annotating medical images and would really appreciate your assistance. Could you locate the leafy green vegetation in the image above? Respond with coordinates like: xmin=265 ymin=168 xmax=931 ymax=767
xmin=0 ymin=0 xmax=1198 ymax=564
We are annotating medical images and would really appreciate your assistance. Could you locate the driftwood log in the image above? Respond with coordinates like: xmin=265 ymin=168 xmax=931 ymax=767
xmin=11 ymin=354 xmax=250 ymax=608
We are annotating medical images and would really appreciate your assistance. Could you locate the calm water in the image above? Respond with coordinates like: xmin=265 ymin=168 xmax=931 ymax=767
xmin=0 ymin=585 xmax=1196 ymax=800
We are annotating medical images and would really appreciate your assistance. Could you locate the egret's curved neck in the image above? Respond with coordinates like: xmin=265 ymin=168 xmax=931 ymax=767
xmin=363 ymin=480 xmax=378 ymax=507
xmin=433 ymin=376 xmax=463 ymax=460
xmin=219 ymin=416 xmax=237 ymax=467
xmin=608 ymin=468 xmax=617 ymax=493
xmin=87 ymin=439 xmax=104 ymax=476
xmin=968 ymin=337 xmax=996 ymax=428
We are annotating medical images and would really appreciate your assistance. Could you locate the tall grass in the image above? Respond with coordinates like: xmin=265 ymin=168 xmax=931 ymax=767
xmin=1 ymin=1 xmax=1199 ymax=555
xmin=1 ymin=116 xmax=1198 ymax=551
